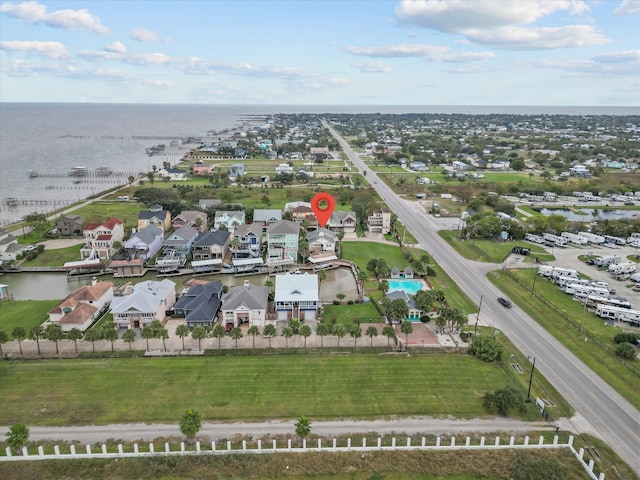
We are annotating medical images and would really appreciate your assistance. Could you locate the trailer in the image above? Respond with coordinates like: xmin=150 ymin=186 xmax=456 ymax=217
xmin=561 ymin=232 xmax=588 ymax=246
xmin=596 ymin=304 xmax=640 ymax=326
xmin=579 ymin=232 xmax=606 ymax=245
xmin=593 ymin=255 xmax=620 ymax=267
xmin=539 ymin=265 xmax=579 ymax=279
xmin=565 ymin=283 xmax=609 ymax=298
xmin=525 ymin=233 xmax=545 ymax=244
xmin=608 ymin=262 xmax=637 ymax=275
xmin=603 ymin=235 xmax=627 ymax=246
xmin=556 ymin=276 xmax=589 ymax=288
xmin=543 ymin=233 xmax=568 ymax=248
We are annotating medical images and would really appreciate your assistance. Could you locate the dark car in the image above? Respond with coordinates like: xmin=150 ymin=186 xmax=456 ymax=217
xmin=497 ymin=297 xmax=512 ymax=308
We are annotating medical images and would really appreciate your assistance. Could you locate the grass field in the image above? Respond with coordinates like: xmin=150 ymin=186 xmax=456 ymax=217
xmin=0 ymin=300 xmax=58 ymax=334
xmin=321 ymin=302 xmax=381 ymax=326
xmin=489 ymin=269 xmax=640 ymax=409
xmin=341 ymin=242 xmax=409 ymax=273
xmin=0 ymin=355 xmax=530 ymax=426
xmin=20 ymin=244 xmax=81 ymax=266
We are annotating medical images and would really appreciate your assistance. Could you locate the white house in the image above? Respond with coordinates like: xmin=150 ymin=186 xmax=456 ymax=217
xmin=80 ymin=217 xmax=125 ymax=261
xmin=110 ymin=279 xmax=176 ymax=329
xmin=308 ymin=228 xmax=336 ymax=253
xmin=214 ymin=211 xmax=245 ymax=232
xmin=274 ymin=273 xmax=320 ymax=320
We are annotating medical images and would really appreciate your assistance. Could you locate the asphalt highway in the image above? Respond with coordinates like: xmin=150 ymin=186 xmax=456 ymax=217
xmin=325 ymin=121 xmax=640 ymax=475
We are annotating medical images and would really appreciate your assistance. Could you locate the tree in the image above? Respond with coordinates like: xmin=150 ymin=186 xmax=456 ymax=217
xmin=349 ymin=324 xmax=362 ymax=351
xmin=83 ymin=328 xmax=101 ymax=352
xmin=294 ymin=416 xmax=311 ymax=443
xmin=0 ymin=330 xmax=8 ymax=356
xmin=400 ymin=320 xmax=413 ymax=350
xmin=336 ymin=293 xmax=346 ymax=304
xmin=12 ymin=326 xmax=26 ymax=355
xmin=482 ymin=386 xmax=526 ymax=416
xmin=192 ymin=325 xmax=207 ymax=351
xmin=414 ymin=290 xmax=434 ymax=314
xmin=300 ymin=324 xmax=312 ymax=351
xmin=6 ymin=423 xmax=29 ymax=454
xmin=158 ymin=327 xmax=169 ymax=351
xmin=122 ymin=329 xmax=136 ymax=351
xmin=230 ymin=237 xmax=241 ymax=258
xmin=263 ymin=323 xmax=277 ymax=348
xmin=29 ymin=326 xmax=43 ymax=355
xmin=333 ymin=323 xmax=347 ymax=348
xmin=382 ymin=324 xmax=396 ymax=351
xmin=141 ymin=325 xmax=154 ymax=351
xmin=247 ymin=325 xmax=260 ymax=349
xmin=24 ymin=212 xmax=49 ymax=238
xmin=211 ymin=323 xmax=226 ymax=350
xmin=388 ymin=298 xmax=409 ymax=324
xmin=469 ymin=334 xmax=505 ymax=362
xmin=230 ymin=326 xmax=243 ymax=350
xmin=146 ymin=171 xmax=155 ymax=185
xmin=378 ymin=280 xmax=389 ymax=294
xmin=316 ymin=323 xmax=329 ymax=352
xmin=288 ymin=318 xmax=300 ymax=335
xmin=615 ymin=342 xmax=637 ymax=361
xmin=103 ymin=326 xmax=118 ymax=353
xmin=128 ymin=175 xmax=135 ymax=194
xmin=264 ymin=278 xmax=274 ymax=292
xmin=179 ymin=409 xmax=202 ymax=441
xmin=282 ymin=326 xmax=293 ymax=348
xmin=317 ymin=270 xmax=327 ymax=284
xmin=365 ymin=326 xmax=378 ymax=348
xmin=176 ymin=324 xmax=190 ymax=351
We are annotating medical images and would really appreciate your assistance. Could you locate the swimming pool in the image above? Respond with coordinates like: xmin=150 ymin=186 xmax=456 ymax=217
xmin=387 ymin=279 xmax=424 ymax=295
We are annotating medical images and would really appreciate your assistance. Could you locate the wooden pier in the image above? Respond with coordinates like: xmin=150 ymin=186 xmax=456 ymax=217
xmin=27 ymin=170 xmax=144 ymax=179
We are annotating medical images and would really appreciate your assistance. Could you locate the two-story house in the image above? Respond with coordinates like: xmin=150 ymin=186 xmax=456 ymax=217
xmin=192 ymin=230 xmax=231 ymax=261
xmin=80 ymin=217 xmax=124 ymax=260
xmin=54 ymin=214 xmax=85 ymax=236
xmin=171 ymin=210 xmax=208 ymax=232
xmin=252 ymin=209 xmax=282 ymax=232
xmin=274 ymin=273 xmax=320 ymax=321
xmin=213 ymin=211 xmax=245 ymax=233
xmin=266 ymin=220 xmax=299 ymax=267
xmin=137 ymin=205 xmax=171 ymax=232
xmin=232 ymin=223 xmax=263 ymax=259
xmin=328 ymin=211 xmax=356 ymax=234
xmin=367 ymin=209 xmax=391 ymax=234
xmin=110 ymin=279 xmax=177 ymax=329
xmin=0 ymin=228 xmax=21 ymax=261
xmin=220 ymin=280 xmax=269 ymax=330
xmin=173 ymin=280 xmax=223 ymax=330
xmin=48 ymin=280 xmax=114 ymax=332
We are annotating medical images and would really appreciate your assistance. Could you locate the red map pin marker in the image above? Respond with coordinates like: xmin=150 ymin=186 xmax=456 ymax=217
xmin=311 ymin=192 xmax=336 ymax=228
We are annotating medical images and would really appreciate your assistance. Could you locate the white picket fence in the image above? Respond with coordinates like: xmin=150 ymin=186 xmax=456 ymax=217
xmin=1 ymin=434 xmax=604 ymax=479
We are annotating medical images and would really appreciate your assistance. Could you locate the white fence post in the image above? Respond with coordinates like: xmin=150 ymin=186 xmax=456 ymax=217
xmin=22 ymin=446 xmax=28 ymax=457
xmin=70 ymin=445 xmax=76 ymax=456
xmin=165 ymin=442 xmax=170 ymax=453
xmin=272 ymin=439 xmax=276 ymax=451
xmin=407 ymin=438 xmax=411 ymax=448
xmin=436 ymin=437 xmax=441 ymax=447
xmin=598 ymin=473 xmax=605 ymax=480
xmin=392 ymin=437 xmax=396 ymax=448
xmin=227 ymin=440 xmax=231 ymax=451
xmin=333 ymin=438 xmax=336 ymax=450
xmin=553 ymin=435 xmax=558 ymax=445
xmin=318 ymin=439 xmax=321 ymax=449
xmin=568 ymin=435 xmax=574 ymax=447
xmin=86 ymin=445 xmax=92 ymax=455
xmin=242 ymin=440 xmax=246 ymax=451
xmin=302 ymin=438 xmax=306 ymax=451
xmin=5 ymin=447 xmax=12 ymax=457
xmin=362 ymin=438 xmax=366 ymax=449
xmin=38 ymin=446 xmax=44 ymax=457
xmin=539 ymin=436 xmax=544 ymax=446
xmin=117 ymin=444 xmax=123 ymax=455
xmin=287 ymin=439 xmax=291 ymax=450
xmin=495 ymin=436 xmax=500 ymax=447
xmin=524 ymin=436 xmax=529 ymax=446
xmin=102 ymin=444 xmax=107 ymax=455
xmin=347 ymin=438 xmax=351 ymax=451
xmin=196 ymin=441 xmax=200 ymax=453
xmin=588 ymin=459 xmax=594 ymax=472
xmin=377 ymin=438 xmax=382 ymax=448
xmin=150 ymin=443 xmax=154 ymax=453
xmin=451 ymin=437 xmax=456 ymax=447
xmin=421 ymin=437 xmax=426 ymax=447
xmin=212 ymin=441 xmax=216 ymax=452
xmin=54 ymin=445 xmax=60 ymax=457
xmin=509 ymin=436 xmax=515 ymax=447
xmin=134 ymin=444 xmax=139 ymax=454
xmin=465 ymin=437 xmax=470 ymax=447
xmin=480 ymin=437 xmax=485 ymax=447
xmin=180 ymin=442 xmax=185 ymax=453
xmin=257 ymin=440 xmax=262 ymax=452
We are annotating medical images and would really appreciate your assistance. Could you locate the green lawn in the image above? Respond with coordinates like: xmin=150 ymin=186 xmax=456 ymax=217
xmin=341 ymin=242 xmax=409 ymax=273
xmin=321 ymin=302 xmax=381 ymax=326
xmin=20 ymin=244 xmax=81 ymax=266
xmin=439 ymin=231 xmax=553 ymax=264
xmin=0 ymin=355 xmax=527 ymax=426
xmin=489 ymin=268 xmax=640 ymax=409
xmin=0 ymin=300 xmax=58 ymax=334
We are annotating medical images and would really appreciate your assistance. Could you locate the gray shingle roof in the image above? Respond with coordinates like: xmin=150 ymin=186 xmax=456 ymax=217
xmin=222 ymin=283 xmax=269 ymax=311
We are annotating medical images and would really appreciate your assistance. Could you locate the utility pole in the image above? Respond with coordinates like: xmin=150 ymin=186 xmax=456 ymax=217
xmin=530 ymin=270 xmax=538 ymax=298
xmin=474 ymin=294 xmax=483 ymax=335
xmin=527 ymin=357 xmax=536 ymax=400
xmin=580 ymin=297 xmax=588 ymax=334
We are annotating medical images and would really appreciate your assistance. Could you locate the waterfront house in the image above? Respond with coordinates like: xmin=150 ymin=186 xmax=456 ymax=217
xmin=54 ymin=214 xmax=85 ymax=236
xmin=48 ymin=280 xmax=114 ymax=332
xmin=173 ymin=281 xmax=223 ymax=330
xmin=81 ymin=217 xmax=124 ymax=261
xmin=124 ymin=225 xmax=164 ymax=260
xmin=110 ymin=279 xmax=176 ymax=329
xmin=367 ymin=209 xmax=391 ymax=234
xmin=171 ymin=210 xmax=208 ymax=231
xmin=220 ymin=280 xmax=270 ymax=329
xmin=232 ymin=222 xmax=263 ymax=258
xmin=0 ymin=228 xmax=21 ymax=261
xmin=291 ymin=205 xmax=318 ymax=229
xmin=253 ymin=209 xmax=282 ymax=230
xmin=213 ymin=211 xmax=245 ymax=233
xmin=274 ymin=273 xmax=320 ymax=321
xmin=307 ymin=228 xmax=336 ymax=254
xmin=137 ymin=208 xmax=171 ymax=232
xmin=162 ymin=225 xmax=198 ymax=256
xmin=158 ymin=167 xmax=188 ymax=181
xmin=328 ymin=211 xmax=356 ymax=233
xmin=266 ymin=220 xmax=299 ymax=268
xmin=192 ymin=230 xmax=231 ymax=261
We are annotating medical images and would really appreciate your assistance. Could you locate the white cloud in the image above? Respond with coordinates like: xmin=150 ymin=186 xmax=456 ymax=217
xmin=104 ymin=41 xmax=126 ymax=54
xmin=130 ymin=28 xmax=161 ymax=42
xmin=592 ymin=50 xmax=640 ymax=64
xmin=123 ymin=52 xmax=173 ymax=66
xmin=394 ymin=0 xmax=604 ymax=50
xmin=536 ymin=49 xmax=640 ymax=76
xmin=1 ymin=57 xmax=76 ymax=76
xmin=468 ymin=25 xmax=610 ymax=49
xmin=614 ymin=0 xmax=640 ymax=15
xmin=0 ymin=1 xmax=109 ymax=34
xmin=0 ymin=40 xmax=68 ymax=59
xmin=345 ymin=43 xmax=493 ymax=62
xmin=352 ymin=61 xmax=392 ymax=73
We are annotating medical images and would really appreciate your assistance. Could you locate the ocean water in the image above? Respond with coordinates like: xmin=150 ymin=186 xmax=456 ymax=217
xmin=1 ymin=103 xmax=637 ymax=224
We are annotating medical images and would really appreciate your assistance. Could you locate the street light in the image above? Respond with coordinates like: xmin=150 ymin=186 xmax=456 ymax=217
xmin=527 ymin=356 xmax=536 ymax=401
xmin=474 ymin=294 xmax=483 ymax=335
xmin=580 ymin=296 xmax=588 ymax=334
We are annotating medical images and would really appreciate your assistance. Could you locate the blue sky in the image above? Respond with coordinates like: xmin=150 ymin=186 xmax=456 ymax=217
xmin=1 ymin=0 xmax=639 ymax=105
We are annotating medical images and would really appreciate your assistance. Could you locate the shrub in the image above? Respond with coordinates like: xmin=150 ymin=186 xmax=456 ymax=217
xmin=613 ymin=332 xmax=640 ymax=345
xmin=333 ymin=300 xmax=340 ymax=305
xmin=420 ymin=316 xmax=430 ymax=323
xmin=347 ymin=300 xmax=354 ymax=305
xmin=614 ymin=342 xmax=637 ymax=361
xmin=426 ymin=266 xmax=436 ymax=277
xmin=482 ymin=386 xmax=526 ymax=416
xmin=469 ymin=334 xmax=505 ymax=362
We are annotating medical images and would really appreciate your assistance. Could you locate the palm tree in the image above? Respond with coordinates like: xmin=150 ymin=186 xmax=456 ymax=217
xmin=263 ymin=323 xmax=277 ymax=348
xmin=0 ymin=331 xmax=8 ymax=356
xmin=122 ymin=329 xmax=136 ymax=351
xmin=349 ymin=324 xmax=362 ymax=351
xmin=176 ymin=324 xmax=190 ymax=351
xmin=316 ymin=323 xmax=329 ymax=352
xmin=158 ymin=327 xmax=169 ymax=351
xmin=29 ymin=326 xmax=43 ymax=355
xmin=230 ymin=327 xmax=243 ymax=350
xmin=128 ymin=175 xmax=135 ymax=194
xmin=264 ymin=278 xmax=274 ymax=292
xmin=11 ymin=327 xmax=26 ymax=355
xmin=192 ymin=325 xmax=207 ymax=351
xmin=317 ymin=270 xmax=327 ymax=284
xmin=300 ymin=324 xmax=312 ymax=352
xmin=67 ymin=328 xmax=82 ymax=354
xmin=288 ymin=318 xmax=300 ymax=335
xmin=45 ymin=323 xmax=64 ymax=354
xmin=103 ymin=327 xmax=118 ymax=353
xmin=400 ymin=320 xmax=413 ymax=351
xmin=365 ymin=326 xmax=378 ymax=348
xmin=83 ymin=328 xmax=101 ymax=353
xmin=230 ymin=237 xmax=241 ymax=258
xmin=141 ymin=326 xmax=154 ymax=351
xmin=247 ymin=325 xmax=260 ymax=349
xmin=333 ymin=323 xmax=346 ymax=348
xmin=382 ymin=325 xmax=396 ymax=351
xmin=211 ymin=323 xmax=226 ymax=350
xmin=281 ymin=326 xmax=293 ymax=348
